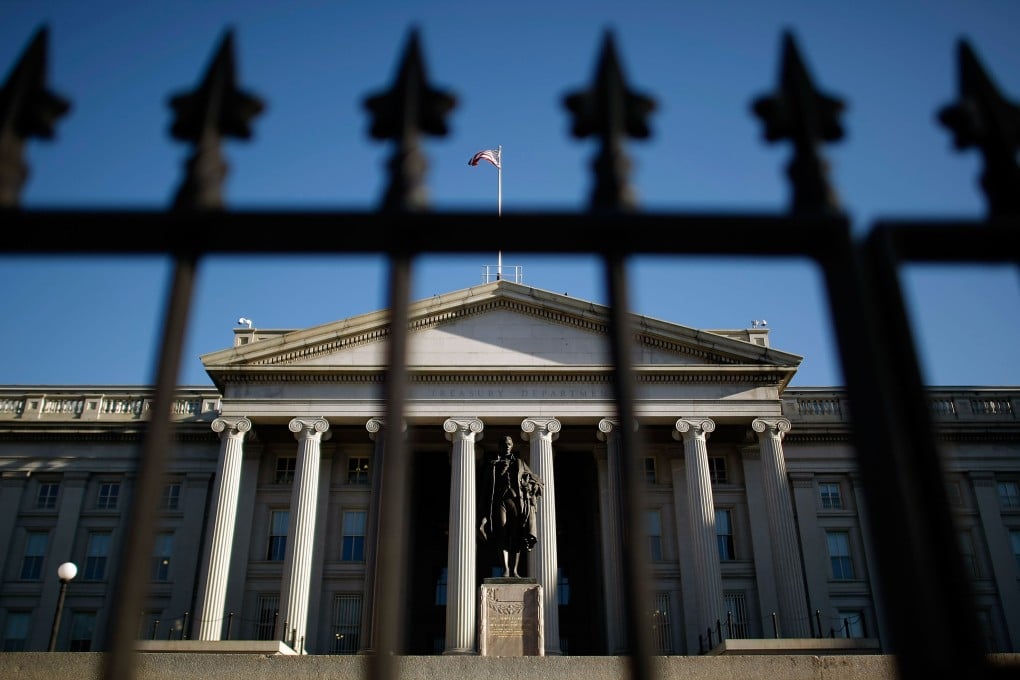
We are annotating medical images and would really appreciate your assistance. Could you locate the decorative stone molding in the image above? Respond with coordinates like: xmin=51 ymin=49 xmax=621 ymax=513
xmin=672 ymin=418 xmax=716 ymax=441
xmin=211 ymin=416 xmax=251 ymax=439
xmin=752 ymin=417 xmax=792 ymax=439
xmin=443 ymin=417 xmax=484 ymax=442
xmin=521 ymin=417 xmax=561 ymax=441
xmin=288 ymin=417 xmax=330 ymax=441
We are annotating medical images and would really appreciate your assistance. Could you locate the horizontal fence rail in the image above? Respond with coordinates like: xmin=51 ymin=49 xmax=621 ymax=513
xmin=2 ymin=20 xmax=1018 ymax=680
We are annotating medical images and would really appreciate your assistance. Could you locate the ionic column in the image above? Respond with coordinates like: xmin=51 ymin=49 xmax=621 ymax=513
xmin=442 ymin=417 xmax=484 ymax=654
xmin=359 ymin=417 xmax=386 ymax=653
xmin=673 ymin=418 xmax=724 ymax=637
xmin=596 ymin=418 xmax=627 ymax=654
xmin=197 ymin=416 xmax=251 ymax=640
xmin=280 ymin=417 xmax=330 ymax=651
xmin=522 ymin=416 xmax=561 ymax=655
xmin=752 ymin=417 xmax=810 ymax=637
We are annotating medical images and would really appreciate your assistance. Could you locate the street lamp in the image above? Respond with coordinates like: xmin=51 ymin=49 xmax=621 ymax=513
xmin=48 ymin=561 xmax=77 ymax=651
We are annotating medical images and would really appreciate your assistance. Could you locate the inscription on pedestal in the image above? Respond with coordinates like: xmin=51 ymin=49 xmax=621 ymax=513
xmin=478 ymin=579 xmax=544 ymax=656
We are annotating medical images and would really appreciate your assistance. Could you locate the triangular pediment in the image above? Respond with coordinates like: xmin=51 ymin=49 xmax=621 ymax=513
xmin=201 ymin=280 xmax=801 ymax=386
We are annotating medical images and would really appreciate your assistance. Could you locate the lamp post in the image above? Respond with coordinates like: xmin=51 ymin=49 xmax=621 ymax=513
xmin=48 ymin=561 xmax=77 ymax=651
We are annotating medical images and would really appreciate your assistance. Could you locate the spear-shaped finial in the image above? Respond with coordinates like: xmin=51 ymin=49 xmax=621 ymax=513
xmin=0 ymin=25 xmax=71 ymax=207
xmin=938 ymin=39 xmax=1020 ymax=218
xmin=167 ymin=29 xmax=264 ymax=210
xmin=363 ymin=28 xmax=456 ymax=212
xmin=752 ymin=31 xmax=846 ymax=215
xmin=564 ymin=30 xmax=656 ymax=213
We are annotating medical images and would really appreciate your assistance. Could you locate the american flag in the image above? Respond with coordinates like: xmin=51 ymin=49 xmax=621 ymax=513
xmin=468 ymin=148 xmax=500 ymax=169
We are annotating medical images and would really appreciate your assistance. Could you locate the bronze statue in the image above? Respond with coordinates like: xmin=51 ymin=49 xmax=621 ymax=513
xmin=479 ymin=436 xmax=544 ymax=578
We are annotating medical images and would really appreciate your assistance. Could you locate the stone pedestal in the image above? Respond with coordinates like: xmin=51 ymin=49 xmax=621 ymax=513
xmin=478 ymin=579 xmax=544 ymax=656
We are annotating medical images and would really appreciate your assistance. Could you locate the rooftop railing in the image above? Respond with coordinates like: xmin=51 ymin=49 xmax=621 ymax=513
xmin=2 ymin=23 xmax=1018 ymax=680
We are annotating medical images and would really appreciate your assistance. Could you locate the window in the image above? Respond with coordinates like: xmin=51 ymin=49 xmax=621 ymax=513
xmin=716 ymin=509 xmax=735 ymax=561
xmin=724 ymin=591 xmax=749 ymax=638
xmin=331 ymin=594 xmax=362 ymax=654
xmin=557 ymin=567 xmax=571 ymax=605
xmin=1011 ymin=530 xmax=1020 ymax=571
xmin=267 ymin=510 xmax=289 ymax=561
xmin=275 ymin=457 xmax=296 ymax=484
xmin=21 ymin=532 xmax=48 ymax=580
xmin=162 ymin=483 xmax=181 ymax=510
xmin=347 ymin=457 xmax=370 ymax=485
xmin=255 ymin=594 xmax=280 ymax=640
xmin=708 ymin=456 xmax=728 ymax=484
xmin=836 ymin=610 xmax=866 ymax=638
xmin=152 ymin=533 xmax=173 ymax=581
xmin=434 ymin=567 xmax=447 ymax=605
xmin=998 ymin=481 xmax=1020 ymax=509
xmin=2 ymin=612 xmax=29 ymax=651
xmin=37 ymin=482 xmax=59 ymax=509
xmin=96 ymin=482 xmax=119 ymax=509
xmin=341 ymin=510 xmax=366 ymax=561
xmin=84 ymin=532 xmax=110 ymax=580
xmin=819 ymin=482 xmax=843 ymax=509
xmin=650 ymin=592 xmax=673 ymax=654
xmin=643 ymin=457 xmax=656 ymax=484
xmin=826 ymin=531 xmax=855 ymax=580
xmin=646 ymin=510 xmax=663 ymax=561
xmin=69 ymin=612 xmax=96 ymax=652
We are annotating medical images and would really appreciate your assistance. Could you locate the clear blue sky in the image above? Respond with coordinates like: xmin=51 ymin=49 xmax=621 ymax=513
xmin=1 ymin=1 xmax=1017 ymax=388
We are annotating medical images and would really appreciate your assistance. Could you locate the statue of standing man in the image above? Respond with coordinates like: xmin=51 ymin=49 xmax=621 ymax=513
xmin=479 ymin=435 xmax=544 ymax=578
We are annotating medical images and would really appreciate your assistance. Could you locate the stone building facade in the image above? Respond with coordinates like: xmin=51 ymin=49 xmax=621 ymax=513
xmin=1 ymin=280 xmax=1017 ymax=654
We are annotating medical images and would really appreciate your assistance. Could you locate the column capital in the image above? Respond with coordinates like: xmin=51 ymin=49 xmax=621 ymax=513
xmin=443 ymin=417 xmax=484 ymax=441
xmin=752 ymin=417 xmax=792 ymax=439
xmin=596 ymin=417 xmax=638 ymax=442
xmin=521 ymin=417 xmax=561 ymax=441
xmin=288 ymin=417 xmax=330 ymax=441
xmin=211 ymin=416 xmax=252 ymax=439
xmin=672 ymin=418 xmax=715 ymax=441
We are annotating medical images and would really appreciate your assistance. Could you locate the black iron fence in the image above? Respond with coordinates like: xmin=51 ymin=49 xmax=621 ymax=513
xmin=2 ymin=22 xmax=1019 ymax=680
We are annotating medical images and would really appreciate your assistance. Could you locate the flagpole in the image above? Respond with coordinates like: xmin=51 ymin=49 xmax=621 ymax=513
xmin=497 ymin=145 xmax=502 ymax=279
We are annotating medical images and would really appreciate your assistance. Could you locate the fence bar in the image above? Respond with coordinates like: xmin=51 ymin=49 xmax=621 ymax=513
xmin=102 ymin=255 xmax=197 ymax=680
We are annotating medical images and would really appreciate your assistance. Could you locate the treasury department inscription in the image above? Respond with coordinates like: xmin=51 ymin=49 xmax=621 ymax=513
xmin=422 ymin=387 xmax=612 ymax=399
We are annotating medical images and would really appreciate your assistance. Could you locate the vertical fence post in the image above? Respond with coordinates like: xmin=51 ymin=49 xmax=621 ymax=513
xmin=226 ymin=612 xmax=233 ymax=640
xmin=815 ymin=609 xmax=822 ymax=638
xmin=771 ymin=612 xmax=779 ymax=638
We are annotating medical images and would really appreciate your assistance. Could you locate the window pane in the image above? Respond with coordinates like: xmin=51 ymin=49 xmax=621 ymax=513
xmin=646 ymin=510 xmax=663 ymax=561
xmin=37 ymin=483 xmax=59 ymax=509
xmin=3 ymin=612 xmax=30 ymax=651
xmin=21 ymin=532 xmax=48 ymax=580
xmin=276 ymin=457 xmax=296 ymax=484
xmin=69 ymin=612 xmax=96 ymax=652
xmin=715 ymin=509 xmax=734 ymax=561
xmin=162 ymin=483 xmax=181 ymax=510
xmin=347 ymin=457 xmax=369 ymax=485
xmin=331 ymin=594 xmax=362 ymax=654
xmin=152 ymin=533 xmax=173 ymax=581
xmin=84 ymin=533 xmax=110 ymax=580
xmin=267 ymin=510 xmax=289 ymax=561
xmin=709 ymin=456 xmax=728 ymax=484
xmin=643 ymin=457 xmax=656 ymax=484
xmin=97 ymin=482 xmax=119 ymax=509
xmin=255 ymin=594 xmax=280 ymax=640
xmin=341 ymin=510 xmax=367 ymax=561
xmin=998 ymin=481 xmax=1020 ymax=509
xmin=827 ymin=531 xmax=854 ymax=580
xmin=819 ymin=482 xmax=842 ymax=509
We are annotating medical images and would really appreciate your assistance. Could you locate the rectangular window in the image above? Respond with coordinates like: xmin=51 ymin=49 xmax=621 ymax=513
xmin=557 ymin=567 xmax=571 ymax=606
xmin=37 ymin=482 xmax=59 ymax=509
xmin=715 ymin=509 xmax=735 ymax=561
xmin=84 ymin=532 xmax=111 ymax=580
xmin=267 ymin=510 xmax=289 ymax=561
xmin=998 ymin=481 xmax=1020 ymax=509
xmin=275 ymin=457 xmax=296 ymax=484
xmin=826 ymin=531 xmax=855 ymax=580
xmin=347 ymin=457 xmax=370 ymax=485
xmin=435 ymin=567 xmax=447 ymax=606
xmin=1011 ymin=530 xmax=1020 ymax=571
xmin=724 ymin=591 xmax=749 ymax=639
xmin=836 ymin=610 xmax=866 ymax=638
xmin=2 ymin=612 xmax=30 ymax=651
xmin=331 ymin=594 xmax=362 ymax=654
xmin=819 ymin=482 xmax=843 ymax=509
xmin=646 ymin=510 xmax=663 ymax=562
xmin=708 ymin=456 xmax=728 ymax=484
xmin=341 ymin=510 xmax=367 ymax=561
xmin=643 ymin=457 xmax=656 ymax=484
xmin=151 ymin=532 xmax=173 ymax=581
xmin=97 ymin=482 xmax=119 ymax=509
xmin=255 ymin=594 xmax=280 ymax=640
xmin=69 ymin=612 xmax=96 ymax=652
xmin=21 ymin=532 xmax=48 ymax=580
xmin=162 ymin=483 xmax=181 ymax=510
xmin=650 ymin=592 xmax=673 ymax=654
